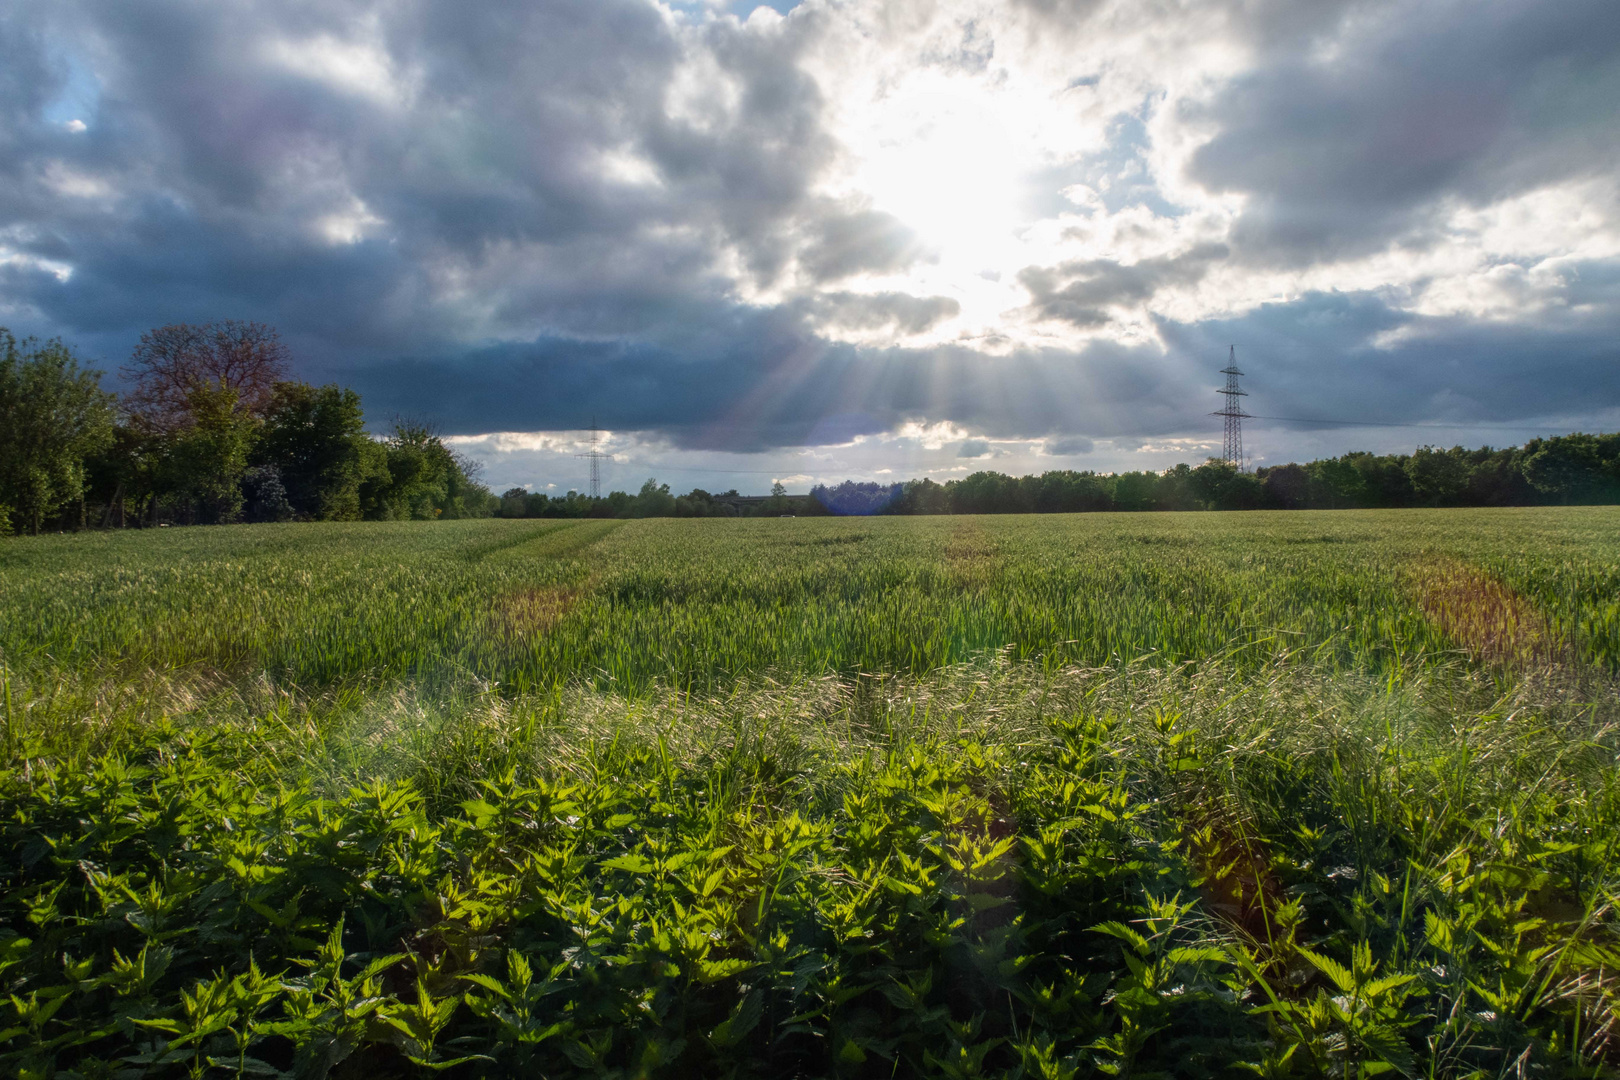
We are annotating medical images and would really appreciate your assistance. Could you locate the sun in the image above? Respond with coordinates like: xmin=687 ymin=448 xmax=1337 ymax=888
xmin=849 ymin=74 xmax=1025 ymax=275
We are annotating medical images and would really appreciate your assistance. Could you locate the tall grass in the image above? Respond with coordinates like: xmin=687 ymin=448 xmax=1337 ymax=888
xmin=4 ymin=509 xmax=1618 ymax=703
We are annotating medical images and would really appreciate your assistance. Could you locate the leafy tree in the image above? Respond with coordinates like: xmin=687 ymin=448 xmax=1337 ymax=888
xmin=242 ymin=465 xmax=295 ymax=522
xmin=1154 ymin=463 xmax=1199 ymax=510
xmin=0 ymin=331 xmax=116 ymax=533
xmin=1190 ymin=459 xmax=1262 ymax=510
xmin=84 ymin=425 xmax=167 ymax=527
xmin=369 ymin=422 xmax=449 ymax=520
xmin=1351 ymin=452 xmax=1416 ymax=507
xmin=1111 ymin=471 xmax=1161 ymax=512
xmin=949 ymin=472 xmax=1034 ymax=514
xmin=895 ymin=477 xmax=951 ymax=514
xmin=1033 ymin=470 xmax=1114 ymax=513
xmin=1406 ymin=446 xmax=1469 ymax=506
xmin=1305 ymin=456 xmax=1366 ymax=508
xmin=632 ymin=479 xmax=675 ymax=518
xmin=1521 ymin=433 xmax=1620 ymax=504
xmin=441 ymin=451 xmax=497 ymax=518
xmin=256 ymin=382 xmax=382 ymax=520
xmin=765 ymin=480 xmax=789 ymax=516
xmin=810 ymin=480 xmax=904 ymax=515
xmin=1259 ymin=462 xmax=1310 ymax=508
xmin=498 ymin=487 xmax=531 ymax=518
xmin=545 ymin=490 xmax=596 ymax=518
xmin=1461 ymin=447 xmax=1536 ymax=506
xmin=365 ymin=422 xmax=494 ymax=520
xmin=162 ymin=382 xmax=260 ymax=524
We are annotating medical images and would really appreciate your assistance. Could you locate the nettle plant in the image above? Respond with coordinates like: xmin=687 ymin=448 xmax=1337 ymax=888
xmin=4 ymin=701 xmax=1620 ymax=1078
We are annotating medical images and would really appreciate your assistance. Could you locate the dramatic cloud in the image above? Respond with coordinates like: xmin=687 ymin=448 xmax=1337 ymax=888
xmin=3 ymin=0 xmax=1618 ymax=490
xmin=1186 ymin=0 xmax=1620 ymax=260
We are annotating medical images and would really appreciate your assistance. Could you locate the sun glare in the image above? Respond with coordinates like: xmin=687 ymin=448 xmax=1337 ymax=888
xmin=852 ymin=78 xmax=1024 ymax=274
xmin=814 ymin=67 xmax=1092 ymax=343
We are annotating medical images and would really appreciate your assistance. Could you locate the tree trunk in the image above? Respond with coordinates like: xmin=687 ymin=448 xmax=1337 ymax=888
xmin=101 ymin=483 xmax=125 ymax=529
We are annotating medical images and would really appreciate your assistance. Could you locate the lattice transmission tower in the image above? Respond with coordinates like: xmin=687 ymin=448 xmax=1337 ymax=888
xmin=1213 ymin=346 xmax=1251 ymax=469
xmin=576 ymin=418 xmax=609 ymax=499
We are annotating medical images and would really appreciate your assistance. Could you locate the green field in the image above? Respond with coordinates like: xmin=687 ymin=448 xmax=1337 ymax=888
xmin=4 ymin=510 xmax=1620 ymax=1077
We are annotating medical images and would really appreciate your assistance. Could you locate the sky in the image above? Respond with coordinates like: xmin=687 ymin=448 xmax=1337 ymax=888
xmin=3 ymin=0 xmax=1619 ymax=496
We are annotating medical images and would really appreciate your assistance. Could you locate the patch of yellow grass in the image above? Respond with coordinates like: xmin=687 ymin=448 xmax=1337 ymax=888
xmin=1414 ymin=559 xmax=1564 ymax=666
xmin=493 ymin=584 xmax=580 ymax=641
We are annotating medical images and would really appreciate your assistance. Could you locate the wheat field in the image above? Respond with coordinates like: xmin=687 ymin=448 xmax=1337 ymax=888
xmin=3 ymin=509 xmax=1620 ymax=1077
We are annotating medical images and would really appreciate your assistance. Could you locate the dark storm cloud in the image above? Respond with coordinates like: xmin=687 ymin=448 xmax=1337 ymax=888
xmin=346 ymin=303 xmax=1187 ymax=450
xmin=1 ymin=0 xmax=843 ymax=359
xmin=1186 ymin=0 xmax=1620 ymax=261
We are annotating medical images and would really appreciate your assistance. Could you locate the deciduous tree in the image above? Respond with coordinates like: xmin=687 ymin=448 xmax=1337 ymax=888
xmin=123 ymin=321 xmax=290 ymax=431
xmin=162 ymin=382 xmax=260 ymax=524
xmin=256 ymin=382 xmax=382 ymax=520
xmin=0 ymin=331 xmax=116 ymax=534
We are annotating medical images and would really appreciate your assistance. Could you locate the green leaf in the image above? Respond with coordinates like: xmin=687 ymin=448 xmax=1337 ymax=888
xmin=710 ymin=988 xmax=763 ymax=1048
xmin=1423 ymin=911 xmax=1453 ymax=954
xmin=457 ymin=973 xmax=508 ymax=998
xmin=1359 ymin=1025 xmax=1416 ymax=1076
xmin=358 ymin=953 xmax=409 ymax=981
xmin=408 ymin=1054 xmax=497 ymax=1071
xmin=837 ymin=1037 xmax=868 ymax=1064
xmin=1298 ymin=948 xmax=1355 ymax=994
xmin=130 ymin=1017 xmax=185 ymax=1035
xmin=1363 ymin=973 xmax=1416 ymax=997
xmin=696 ymin=958 xmax=754 ymax=983
xmin=1090 ymin=921 xmax=1149 ymax=953
xmin=600 ymin=854 xmax=654 ymax=874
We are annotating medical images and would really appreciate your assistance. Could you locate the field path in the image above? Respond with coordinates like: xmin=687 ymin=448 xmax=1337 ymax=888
xmin=481 ymin=518 xmax=624 ymax=563
xmin=486 ymin=520 xmax=625 ymax=644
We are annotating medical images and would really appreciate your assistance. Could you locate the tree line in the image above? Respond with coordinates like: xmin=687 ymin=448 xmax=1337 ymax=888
xmin=0 ymin=324 xmax=493 ymax=535
xmin=492 ymin=480 xmax=802 ymax=519
xmin=806 ymin=434 xmax=1620 ymax=515
xmin=487 ymin=433 xmax=1620 ymax=521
